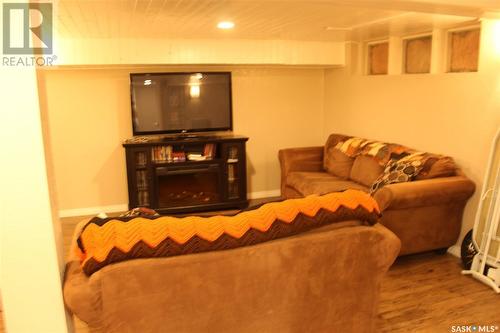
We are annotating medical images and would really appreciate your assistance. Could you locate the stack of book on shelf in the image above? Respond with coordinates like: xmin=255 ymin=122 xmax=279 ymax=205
xmin=136 ymin=170 xmax=148 ymax=189
xmin=228 ymin=147 xmax=238 ymax=162
xmin=135 ymin=152 xmax=147 ymax=167
xmin=228 ymin=164 xmax=236 ymax=181
xmin=152 ymin=146 xmax=173 ymax=162
xmin=203 ymin=143 xmax=216 ymax=159
xmin=172 ymin=152 xmax=186 ymax=162
xmin=138 ymin=191 xmax=149 ymax=206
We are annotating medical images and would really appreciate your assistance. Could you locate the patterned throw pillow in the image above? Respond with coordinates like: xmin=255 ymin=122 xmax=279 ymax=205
xmin=415 ymin=156 xmax=456 ymax=180
xmin=370 ymin=157 xmax=424 ymax=193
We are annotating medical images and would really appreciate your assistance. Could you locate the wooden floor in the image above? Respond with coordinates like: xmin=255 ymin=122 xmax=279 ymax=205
xmin=1 ymin=207 xmax=499 ymax=332
xmin=378 ymin=253 xmax=500 ymax=332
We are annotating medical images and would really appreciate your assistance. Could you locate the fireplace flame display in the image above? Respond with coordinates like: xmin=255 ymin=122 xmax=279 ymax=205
xmin=157 ymin=168 xmax=220 ymax=208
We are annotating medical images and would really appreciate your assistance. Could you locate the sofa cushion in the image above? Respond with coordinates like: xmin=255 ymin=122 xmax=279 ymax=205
xmin=75 ymin=190 xmax=381 ymax=276
xmin=349 ymin=156 xmax=385 ymax=187
xmin=323 ymin=134 xmax=352 ymax=178
xmin=416 ymin=156 xmax=456 ymax=180
xmin=324 ymin=148 xmax=354 ymax=179
xmin=287 ymin=171 xmax=368 ymax=195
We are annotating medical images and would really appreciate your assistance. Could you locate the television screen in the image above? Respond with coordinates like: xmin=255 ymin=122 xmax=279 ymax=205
xmin=130 ymin=72 xmax=232 ymax=135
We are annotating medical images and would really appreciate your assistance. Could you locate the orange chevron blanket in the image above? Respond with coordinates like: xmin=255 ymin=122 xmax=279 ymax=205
xmin=76 ymin=190 xmax=380 ymax=275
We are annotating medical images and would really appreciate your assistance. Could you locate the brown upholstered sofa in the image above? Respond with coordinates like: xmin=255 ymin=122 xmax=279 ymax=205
xmin=279 ymin=133 xmax=476 ymax=255
xmin=64 ymin=219 xmax=400 ymax=333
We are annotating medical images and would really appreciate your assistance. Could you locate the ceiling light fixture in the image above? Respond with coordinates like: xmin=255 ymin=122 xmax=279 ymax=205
xmin=325 ymin=26 xmax=351 ymax=31
xmin=217 ymin=21 xmax=235 ymax=29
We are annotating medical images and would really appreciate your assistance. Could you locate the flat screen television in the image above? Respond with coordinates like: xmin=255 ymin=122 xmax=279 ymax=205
xmin=130 ymin=72 xmax=232 ymax=135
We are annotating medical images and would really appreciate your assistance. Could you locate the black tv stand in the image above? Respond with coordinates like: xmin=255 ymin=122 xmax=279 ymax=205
xmin=123 ymin=134 xmax=249 ymax=214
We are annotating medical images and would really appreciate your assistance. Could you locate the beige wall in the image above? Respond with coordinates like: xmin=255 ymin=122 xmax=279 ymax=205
xmin=39 ymin=66 xmax=325 ymax=214
xmin=40 ymin=21 xmax=500 ymax=249
xmin=323 ymin=20 xmax=500 ymax=245
xmin=1 ymin=66 xmax=69 ymax=332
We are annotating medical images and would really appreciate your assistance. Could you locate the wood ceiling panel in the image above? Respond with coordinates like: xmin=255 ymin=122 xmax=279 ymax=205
xmin=55 ymin=0 xmax=493 ymax=41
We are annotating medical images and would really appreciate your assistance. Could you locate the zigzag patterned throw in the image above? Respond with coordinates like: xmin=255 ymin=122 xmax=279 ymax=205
xmin=76 ymin=190 xmax=381 ymax=276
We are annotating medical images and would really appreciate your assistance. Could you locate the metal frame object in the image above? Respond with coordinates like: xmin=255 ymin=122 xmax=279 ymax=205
xmin=462 ymin=128 xmax=500 ymax=293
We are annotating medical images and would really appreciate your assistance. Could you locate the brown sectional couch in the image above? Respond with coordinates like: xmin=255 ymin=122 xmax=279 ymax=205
xmin=64 ymin=219 xmax=400 ymax=333
xmin=279 ymin=133 xmax=476 ymax=255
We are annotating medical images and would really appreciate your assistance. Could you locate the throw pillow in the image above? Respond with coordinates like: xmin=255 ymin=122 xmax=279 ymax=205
xmin=415 ymin=156 xmax=456 ymax=180
xmin=370 ymin=157 xmax=424 ymax=193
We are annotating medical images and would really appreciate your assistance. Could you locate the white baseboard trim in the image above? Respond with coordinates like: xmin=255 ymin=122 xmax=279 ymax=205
xmin=248 ymin=189 xmax=281 ymax=199
xmin=59 ymin=190 xmax=282 ymax=218
xmin=447 ymin=245 xmax=460 ymax=258
xmin=59 ymin=204 xmax=129 ymax=218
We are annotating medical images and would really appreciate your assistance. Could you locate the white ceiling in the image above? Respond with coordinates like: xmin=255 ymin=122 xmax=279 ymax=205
xmin=55 ymin=0 xmax=500 ymax=42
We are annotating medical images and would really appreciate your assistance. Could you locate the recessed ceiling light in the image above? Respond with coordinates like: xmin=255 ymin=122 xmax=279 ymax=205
xmin=325 ymin=26 xmax=351 ymax=31
xmin=217 ymin=21 xmax=235 ymax=29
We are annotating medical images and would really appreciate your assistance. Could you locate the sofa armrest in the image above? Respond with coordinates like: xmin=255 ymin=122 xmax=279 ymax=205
xmin=373 ymin=223 xmax=402 ymax=268
xmin=373 ymin=176 xmax=476 ymax=211
xmin=63 ymin=261 xmax=103 ymax=328
xmin=278 ymin=146 xmax=324 ymax=194
xmin=278 ymin=146 xmax=324 ymax=173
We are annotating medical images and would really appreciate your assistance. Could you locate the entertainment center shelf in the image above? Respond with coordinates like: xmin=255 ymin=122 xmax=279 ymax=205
xmin=123 ymin=134 xmax=249 ymax=214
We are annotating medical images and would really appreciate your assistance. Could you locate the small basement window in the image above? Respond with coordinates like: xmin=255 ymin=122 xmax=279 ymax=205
xmin=367 ymin=41 xmax=388 ymax=75
xmin=448 ymin=28 xmax=480 ymax=72
xmin=404 ymin=35 xmax=432 ymax=74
